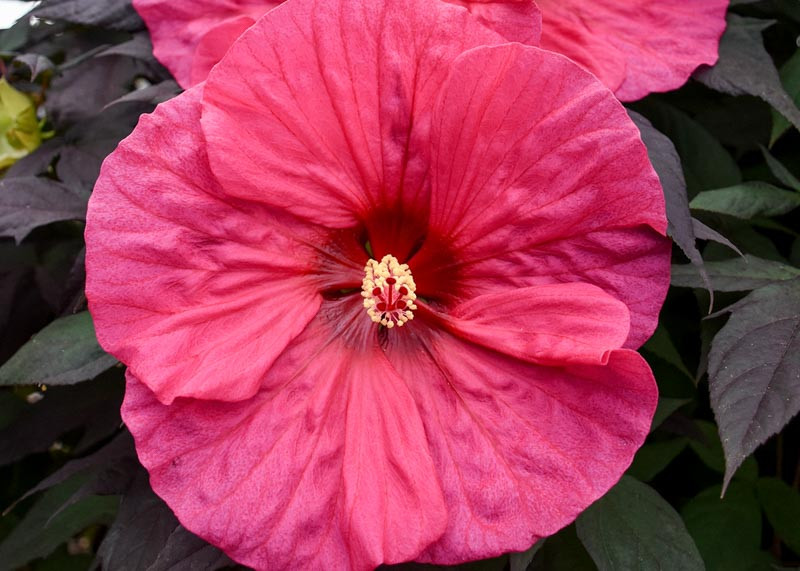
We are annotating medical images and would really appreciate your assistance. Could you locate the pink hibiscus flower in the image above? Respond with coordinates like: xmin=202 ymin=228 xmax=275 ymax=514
xmin=538 ymin=0 xmax=730 ymax=101
xmin=133 ymin=0 xmax=542 ymax=88
xmin=86 ymin=0 xmax=671 ymax=568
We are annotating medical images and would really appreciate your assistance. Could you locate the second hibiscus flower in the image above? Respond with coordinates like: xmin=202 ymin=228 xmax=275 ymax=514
xmin=134 ymin=0 xmax=729 ymax=100
xmin=87 ymin=0 xmax=671 ymax=569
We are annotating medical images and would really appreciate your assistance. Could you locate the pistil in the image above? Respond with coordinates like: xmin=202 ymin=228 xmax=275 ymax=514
xmin=361 ymin=254 xmax=417 ymax=328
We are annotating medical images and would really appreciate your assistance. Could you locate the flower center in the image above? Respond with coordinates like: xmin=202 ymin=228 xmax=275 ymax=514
xmin=361 ymin=254 xmax=418 ymax=328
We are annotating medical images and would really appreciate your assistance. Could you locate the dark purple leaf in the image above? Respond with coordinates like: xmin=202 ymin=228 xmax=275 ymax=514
xmin=46 ymin=55 xmax=150 ymax=126
xmin=0 ymin=311 xmax=116 ymax=387
xmin=96 ymin=469 xmax=233 ymax=571
xmin=104 ymin=80 xmax=181 ymax=109
xmin=629 ymin=110 xmax=711 ymax=294
xmin=12 ymin=53 xmax=54 ymax=81
xmin=576 ymin=476 xmax=704 ymax=571
xmin=97 ymin=33 xmax=156 ymax=62
xmin=708 ymin=278 xmax=800 ymax=489
xmin=57 ymin=101 xmax=153 ymax=190
xmin=32 ymin=0 xmax=143 ymax=32
xmin=0 ymin=177 xmax=88 ymax=243
xmin=692 ymin=219 xmax=743 ymax=255
xmin=694 ymin=15 xmax=800 ymax=133
xmin=5 ymin=137 xmax=63 ymax=178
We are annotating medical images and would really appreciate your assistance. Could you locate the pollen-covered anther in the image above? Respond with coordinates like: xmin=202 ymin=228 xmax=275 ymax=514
xmin=361 ymin=254 xmax=418 ymax=328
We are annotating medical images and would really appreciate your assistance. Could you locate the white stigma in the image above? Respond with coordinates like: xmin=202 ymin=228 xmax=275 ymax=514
xmin=361 ymin=255 xmax=418 ymax=328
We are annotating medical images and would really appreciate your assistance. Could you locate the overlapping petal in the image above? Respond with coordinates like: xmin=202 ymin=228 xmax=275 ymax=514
xmin=537 ymin=0 xmax=729 ymax=101
xmin=123 ymin=300 xmax=447 ymax=570
xmin=86 ymin=87 xmax=364 ymax=404
xmin=428 ymin=282 xmax=630 ymax=366
xmin=418 ymin=44 xmax=670 ymax=347
xmin=133 ymin=0 xmax=278 ymax=88
xmin=200 ymin=0 xmax=505 ymax=240
xmin=385 ymin=328 xmax=657 ymax=563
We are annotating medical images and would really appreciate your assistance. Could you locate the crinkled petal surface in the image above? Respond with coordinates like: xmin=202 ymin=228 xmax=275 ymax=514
xmin=123 ymin=300 xmax=447 ymax=571
xmin=200 ymin=0 xmax=506 ymax=237
xmin=537 ymin=0 xmax=729 ymax=101
xmin=384 ymin=327 xmax=657 ymax=563
xmin=133 ymin=0 xmax=278 ymax=87
xmin=416 ymin=44 xmax=670 ymax=347
xmin=86 ymin=87 xmax=364 ymax=404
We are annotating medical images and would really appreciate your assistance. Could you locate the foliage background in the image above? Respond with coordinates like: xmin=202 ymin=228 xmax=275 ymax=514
xmin=0 ymin=0 xmax=798 ymax=569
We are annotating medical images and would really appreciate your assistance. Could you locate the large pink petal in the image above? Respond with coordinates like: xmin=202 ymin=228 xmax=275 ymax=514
xmin=86 ymin=87 xmax=364 ymax=404
xmin=426 ymin=282 xmax=630 ymax=367
xmin=420 ymin=44 xmax=670 ymax=347
xmin=123 ymin=301 xmax=447 ymax=570
xmin=385 ymin=330 xmax=657 ymax=564
xmin=200 ymin=0 xmax=504 ymax=235
xmin=538 ymin=0 xmax=729 ymax=101
xmin=133 ymin=0 xmax=277 ymax=88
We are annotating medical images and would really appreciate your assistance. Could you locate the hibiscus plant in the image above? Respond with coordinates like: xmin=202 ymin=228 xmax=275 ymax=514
xmin=0 ymin=0 xmax=799 ymax=570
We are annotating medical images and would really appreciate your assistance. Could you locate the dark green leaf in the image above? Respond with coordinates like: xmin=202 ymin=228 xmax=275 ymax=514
xmin=642 ymin=325 xmax=695 ymax=381
xmin=690 ymin=182 xmax=800 ymax=219
xmin=627 ymin=438 xmax=688 ymax=482
xmin=760 ymin=145 xmax=800 ymax=191
xmin=707 ymin=279 xmax=800 ymax=489
xmin=694 ymin=15 xmax=800 ymax=134
xmin=755 ymin=477 xmax=800 ymax=554
xmin=0 ymin=312 xmax=116 ymax=386
xmin=531 ymin=525 xmax=595 ymax=571
xmin=576 ymin=476 xmax=704 ymax=571
xmin=688 ymin=420 xmax=758 ymax=482
xmin=770 ymin=48 xmax=800 ymax=145
xmin=651 ymin=397 xmax=691 ymax=432
xmin=0 ymin=474 xmax=118 ymax=570
xmin=0 ymin=376 xmax=123 ymax=466
xmin=10 ymin=432 xmax=136 ymax=515
xmin=671 ymin=255 xmax=800 ymax=291
xmin=682 ymin=483 xmax=774 ymax=571
xmin=631 ymin=100 xmax=741 ymax=194
xmin=510 ymin=542 xmax=542 ymax=571
xmin=0 ymin=177 xmax=88 ymax=243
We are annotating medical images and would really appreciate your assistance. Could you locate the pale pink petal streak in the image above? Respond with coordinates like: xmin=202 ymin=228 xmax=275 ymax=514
xmin=423 ymin=44 xmax=670 ymax=347
xmin=537 ymin=0 xmax=729 ymax=101
xmin=123 ymin=302 xmax=446 ymax=570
